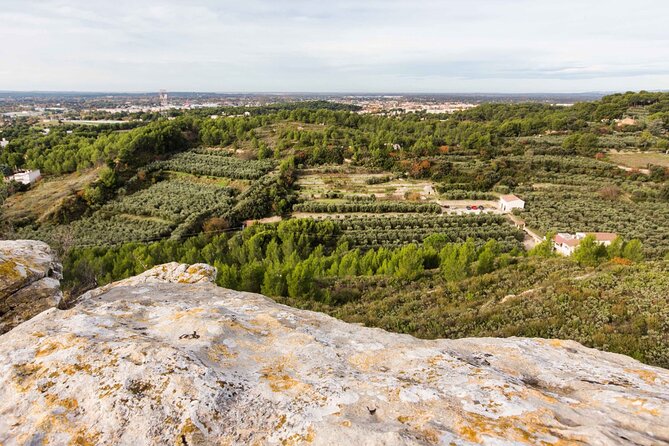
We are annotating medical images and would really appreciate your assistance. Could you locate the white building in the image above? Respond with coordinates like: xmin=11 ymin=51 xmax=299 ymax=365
xmin=553 ymin=232 xmax=617 ymax=256
xmin=0 ymin=138 xmax=8 ymax=148
xmin=5 ymin=169 xmax=41 ymax=185
xmin=499 ymin=194 xmax=525 ymax=212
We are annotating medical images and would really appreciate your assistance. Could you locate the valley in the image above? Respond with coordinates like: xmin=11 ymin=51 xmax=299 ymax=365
xmin=2 ymin=91 xmax=669 ymax=367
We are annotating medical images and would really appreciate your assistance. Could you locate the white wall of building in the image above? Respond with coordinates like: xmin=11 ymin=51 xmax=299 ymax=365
xmin=7 ymin=170 xmax=41 ymax=185
xmin=499 ymin=198 xmax=525 ymax=212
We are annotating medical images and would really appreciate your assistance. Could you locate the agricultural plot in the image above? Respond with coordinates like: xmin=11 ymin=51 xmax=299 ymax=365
xmin=331 ymin=214 xmax=524 ymax=250
xmin=518 ymin=189 xmax=669 ymax=258
xmin=67 ymin=215 xmax=174 ymax=246
xmin=103 ymin=180 xmax=236 ymax=221
xmin=293 ymin=200 xmax=441 ymax=214
xmin=297 ymin=169 xmax=438 ymax=201
xmin=17 ymin=179 xmax=238 ymax=246
xmin=501 ymin=155 xmax=631 ymax=180
xmin=607 ymin=151 xmax=669 ymax=169
xmin=149 ymin=151 xmax=275 ymax=180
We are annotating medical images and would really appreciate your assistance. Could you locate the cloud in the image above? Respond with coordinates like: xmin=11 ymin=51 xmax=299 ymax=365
xmin=1 ymin=0 xmax=668 ymax=92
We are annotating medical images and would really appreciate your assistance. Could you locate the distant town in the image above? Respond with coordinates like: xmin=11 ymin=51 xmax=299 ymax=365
xmin=0 ymin=91 xmax=603 ymax=124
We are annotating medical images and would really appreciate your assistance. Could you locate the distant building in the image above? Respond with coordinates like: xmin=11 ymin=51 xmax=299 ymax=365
xmin=499 ymin=194 xmax=525 ymax=212
xmin=243 ymin=216 xmax=282 ymax=228
xmin=507 ymin=214 xmax=526 ymax=230
xmin=553 ymin=232 xmax=617 ymax=256
xmin=5 ymin=169 xmax=41 ymax=185
xmin=0 ymin=138 xmax=8 ymax=148
xmin=614 ymin=117 xmax=638 ymax=128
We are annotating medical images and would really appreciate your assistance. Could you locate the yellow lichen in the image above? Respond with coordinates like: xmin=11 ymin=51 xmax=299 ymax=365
xmin=280 ymin=426 xmax=315 ymax=445
xmin=0 ymin=259 xmax=24 ymax=282
xmin=45 ymin=395 xmax=79 ymax=410
xmin=35 ymin=341 xmax=65 ymax=358
xmin=207 ymin=344 xmax=237 ymax=363
xmin=98 ymin=383 xmax=122 ymax=399
xmin=12 ymin=362 xmax=44 ymax=392
xmin=170 ymin=308 xmax=205 ymax=321
xmin=177 ymin=418 xmax=206 ymax=446
xmin=260 ymin=357 xmax=311 ymax=394
xmin=625 ymin=368 xmax=661 ymax=385
xmin=275 ymin=414 xmax=287 ymax=430
xmin=69 ymin=431 xmax=101 ymax=446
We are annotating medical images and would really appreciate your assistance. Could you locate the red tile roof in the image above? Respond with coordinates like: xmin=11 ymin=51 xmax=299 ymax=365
xmin=590 ymin=232 xmax=618 ymax=242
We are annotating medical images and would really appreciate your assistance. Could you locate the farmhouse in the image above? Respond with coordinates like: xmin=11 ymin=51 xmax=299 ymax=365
xmin=553 ymin=232 xmax=617 ymax=256
xmin=499 ymin=194 xmax=525 ymax=212
xmin=4 ymin=169 xmax=41 ymax=185
xmin=243 ymin=215 xmax=282 ymax=228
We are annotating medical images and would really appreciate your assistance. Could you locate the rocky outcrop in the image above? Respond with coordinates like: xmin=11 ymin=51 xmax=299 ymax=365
xmin=0 ymin=240 xmax=62 ymax=333
xmin=1 ymin=263 xmax=669 ymax=445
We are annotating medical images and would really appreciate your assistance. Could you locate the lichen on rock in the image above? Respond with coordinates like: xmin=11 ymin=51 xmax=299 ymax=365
xmin=0 ymin=240 xmax=62 ymax=333
xmin=1 ymin=261 xmax=669 ymax=445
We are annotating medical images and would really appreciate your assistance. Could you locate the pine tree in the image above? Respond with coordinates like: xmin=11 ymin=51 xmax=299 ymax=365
xmin=622 ymin=239 xmax=644 ymax=262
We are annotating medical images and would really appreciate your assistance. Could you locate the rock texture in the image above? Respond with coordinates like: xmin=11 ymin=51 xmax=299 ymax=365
xmin=1 ymin=263 xmax=669 ymax=445
xmin=0 ymin=240 xmax=62 ymax=333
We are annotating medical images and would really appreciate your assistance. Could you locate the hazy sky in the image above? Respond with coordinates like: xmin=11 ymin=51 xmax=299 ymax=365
xmin=1 ymin=0 xmax=668 ymax=93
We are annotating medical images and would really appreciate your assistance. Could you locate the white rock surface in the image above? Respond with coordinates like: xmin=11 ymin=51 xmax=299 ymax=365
xmin=0 ymin=240 xmax=62 ymax=333
xmin=1 ymin=263 xmax=668 ymax=445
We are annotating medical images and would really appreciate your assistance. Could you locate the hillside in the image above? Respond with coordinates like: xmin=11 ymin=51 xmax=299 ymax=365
xmin=1 ymin=250 xmax=668 ymax=445
xmin=277 ymin=257 xmax=669 ymax=368
xmin=2 ymin=92 xmax=669 ymax=373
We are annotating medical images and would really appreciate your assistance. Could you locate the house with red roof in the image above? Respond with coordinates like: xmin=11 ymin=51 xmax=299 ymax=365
xmin=553 ymin=232 xmax=618 ymax=256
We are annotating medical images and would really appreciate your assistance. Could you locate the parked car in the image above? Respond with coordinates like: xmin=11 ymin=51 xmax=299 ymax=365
xmin=466 ymin=205 xmax=472 ymax=210
xmin=479 ymin=205 xmax=485 ymax=210
xmin=471 ymin=205 xmax=478 ymax=210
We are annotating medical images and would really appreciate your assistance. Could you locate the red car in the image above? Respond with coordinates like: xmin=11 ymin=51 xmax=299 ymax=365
xmin=471 ymin=205 xmax=478 ymax=210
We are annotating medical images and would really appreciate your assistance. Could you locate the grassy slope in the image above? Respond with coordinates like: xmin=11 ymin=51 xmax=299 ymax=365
xmin=607 ymin=152 xmax=669 ymax=169
xmin=2 ymin=168 xmax=99 ymax=223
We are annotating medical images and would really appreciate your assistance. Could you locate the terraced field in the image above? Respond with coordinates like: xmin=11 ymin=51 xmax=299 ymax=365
xmin=148 ymin=151 xmax=276 ymax=180
xmin=607 ymin=151 xmax=669 ymax=169
xmin=330 ymin=214 xmax=524 ymax=250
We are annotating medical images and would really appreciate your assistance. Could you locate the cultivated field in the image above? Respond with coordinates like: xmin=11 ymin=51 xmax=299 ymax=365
xmin=297 ymin=168 xmax=438 ymax=201
xmin=607 ymin=151 xmax=669 ymax=169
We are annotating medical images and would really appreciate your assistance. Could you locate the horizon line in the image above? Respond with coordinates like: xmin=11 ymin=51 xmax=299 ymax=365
xmin=0 ymin=89 xmax=625 ymax=96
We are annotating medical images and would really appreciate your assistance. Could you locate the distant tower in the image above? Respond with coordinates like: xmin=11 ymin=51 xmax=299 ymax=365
xmin=159 ymin=90 xmax=168 ymax=107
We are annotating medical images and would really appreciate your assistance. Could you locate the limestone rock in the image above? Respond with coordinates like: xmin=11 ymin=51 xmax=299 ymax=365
xmin=110 ymin=261 xmax=217 ymax=285
xmin=0 ymin=240 xmax=62 ymax=333
xmin=1 ymin=263 xmax=668 ymax=445
xmin=71 ymin=262 xmax=217 ymax=305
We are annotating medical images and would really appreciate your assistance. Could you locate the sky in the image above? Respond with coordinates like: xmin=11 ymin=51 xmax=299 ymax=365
xmin=1 ymin=0 xmax=668 ymax=93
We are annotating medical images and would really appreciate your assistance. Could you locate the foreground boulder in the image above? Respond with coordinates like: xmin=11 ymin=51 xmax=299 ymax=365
xmin=1 ymin=263 xmax=668 ymax=445
xmin=0 ymin=240 xmax=62 ymax=333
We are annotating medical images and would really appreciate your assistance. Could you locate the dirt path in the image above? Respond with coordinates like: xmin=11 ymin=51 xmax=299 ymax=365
xmin=616 ymin=164 xmax=651 ymax=175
